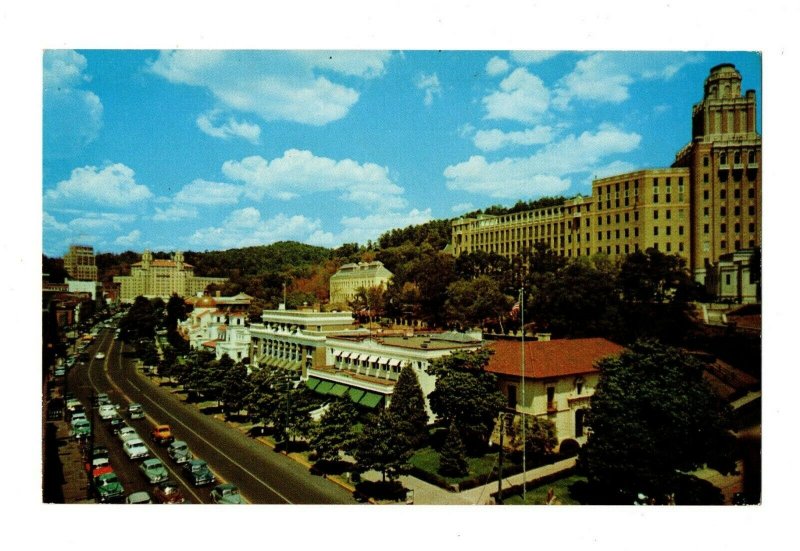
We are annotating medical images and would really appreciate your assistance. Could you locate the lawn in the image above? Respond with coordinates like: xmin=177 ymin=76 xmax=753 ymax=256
xmin=502 ymin=473 xmax=588 ymax=505
xmin=410 ymin=446 xmax=502 ymax=486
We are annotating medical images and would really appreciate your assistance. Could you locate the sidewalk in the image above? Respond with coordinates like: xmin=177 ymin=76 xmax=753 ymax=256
xmin=360 ymin=456 xmax=577 ymax=505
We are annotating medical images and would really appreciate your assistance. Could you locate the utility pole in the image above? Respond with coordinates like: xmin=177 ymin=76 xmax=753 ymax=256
xmin=497 ymin=412 xmax=505 ymax=504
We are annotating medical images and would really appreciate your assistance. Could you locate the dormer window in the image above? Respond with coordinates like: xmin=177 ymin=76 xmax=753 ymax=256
xmin=575 ymin=377 xmax=584 ymax=395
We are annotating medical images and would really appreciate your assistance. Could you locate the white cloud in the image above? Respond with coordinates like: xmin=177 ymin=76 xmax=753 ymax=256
xmin=153 ymin=205 xmax=198 ymax=222
xmin=115 ymin=230 xmax=141 ymax=247
xmin=43 ymin=50 xmax=89 ymax=89
xmin=196 ymin=110 xmax=261 ymax=144
xmin=43 ymin=50 xmax=103 ymax=157
xmin=43 ymin=212 xmax=68 ymax=232
xmin=482 ymin=68 xmax=550 ymax=123
xmin=451 ymin=203 xmax=474 ymax=214
xmin=416 ymin=73 xmax=442 ymax=106
xmin=189 ymin=208 xmax=325 ymax=249
xmin=222 ymin=150 xmax=406 ymax=210
xmin=510 ymin=52 xmax=560 ymax=65
xmin=445 ymin=124 xmax=641 ymax=199
xmin=308 ymin=209 xmax=434 ymax=248
xmin=45 ymin=163 xmax=153 ymax=207
xmin=486 ymin=56 xmax=510 ymax=76
xmin=473 ymin=125 xmax=554 ymax=151
xmin=553 ymin=53 xmax=633 ymax=109
xmin=67 ymin=212 xmax=136 ymax=232
xmin=174 ymin=179 xmax=243 ymax=206
xmin=148 ymin=50 xmax=391 ymax=126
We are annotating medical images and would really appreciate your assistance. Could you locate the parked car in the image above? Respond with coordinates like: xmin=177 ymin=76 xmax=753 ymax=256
xmin=122 ymin=438 xmax=150 ymax=460
xmin=93 ymin=393 xmax=110 ymax=408
xmin=118 ymin=427 xmax=139 ymax=443
xmin=128 ymin=403 xmax=144 ymax=419
xmin=70 ymin=412 xmax=88 ymax=425
xmin=94 ymin=472 xmax=124 ymax=503
xmin=125 ymin=491 xmax=152 ymax=504
xmin=182 ymin=459 xmax=215 ymax=486
xmin=139 ymin=458 xmax=169 ymax=484
xmin=108 ymin=416 xmax=125 ymax=433
xmin=153 ymin=480 xmax=186 ymax=504
xmin=71 ymin=419 xmax=91 ymax=439
xmin=151 ymin=424 xmax=174 ymax=446
xmin=210 ymin=483 xmax=243 ymax=504
xmin=91 ymin=445 xmax=109 ymax=461
xmin=167 ymin=440 xmax=192 ymax=464
xmin=54 ymin=367 xmax=66 ymax=377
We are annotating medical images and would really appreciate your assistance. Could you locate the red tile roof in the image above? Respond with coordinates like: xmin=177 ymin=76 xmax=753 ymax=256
xmin=485 ymin=338 xmax=624 ymax=379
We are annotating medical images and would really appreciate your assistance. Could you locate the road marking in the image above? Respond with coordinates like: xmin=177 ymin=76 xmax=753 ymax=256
xmin=105 ymin=339 xmax=271 ymax=503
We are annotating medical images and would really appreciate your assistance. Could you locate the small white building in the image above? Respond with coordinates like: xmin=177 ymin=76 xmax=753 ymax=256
xmin=179 ymin=293 xmax=253 ymax=360
xmin=485 ymin=337 xmax=625 ymax=446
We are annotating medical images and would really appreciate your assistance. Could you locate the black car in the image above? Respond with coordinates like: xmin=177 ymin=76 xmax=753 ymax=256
xmin=182 ymin=459 xmax=215 ymax=486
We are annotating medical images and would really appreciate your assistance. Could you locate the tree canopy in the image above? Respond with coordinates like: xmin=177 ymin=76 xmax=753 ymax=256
xmin=387 ymin=365 xmax=429 ymax=447
xmin=579 ymin=340 xmax=736 ymax=504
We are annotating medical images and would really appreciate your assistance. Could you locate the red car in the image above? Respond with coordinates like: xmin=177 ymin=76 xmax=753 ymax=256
xmin=86 ymin=456 xmax=113 ymax=478
xmin=153 ymin=480 xmax=186 ymax=504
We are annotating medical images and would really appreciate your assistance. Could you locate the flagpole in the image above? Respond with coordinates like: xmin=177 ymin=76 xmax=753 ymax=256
xmin=520 ymin=287 xmax=526 ymax=503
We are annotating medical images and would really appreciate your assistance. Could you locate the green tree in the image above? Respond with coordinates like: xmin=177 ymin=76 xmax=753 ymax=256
xmin=506 ymin=415 xmax=558 ymax=457
xmin=530 ymin=256 xmax=622 ymax=339
xmin=118 ymin=296 xmax=158 ymax=343
xmin=165 ymin=293 xmax=188 ymax=334
xmin=444 ymin=276 xmax=513 ymax=331
xmin=353 ymin=410 xmax=413 ymax=482
xmin=579 ymin=340 xmax=736 ymax=504
xmin=309 ymin=398 xmax=360 ymax=463
xmin=245 ymin=367 xmax=313 ymax=447
xmin=426 ymin=350 xmax=506 ymax=454
xmin=221 ymin=362 xmax=251 ymax=419
xmin=438 ymin=421 xmax=469 ymax=478
xmin=387 ymin=365 xmax=429 ymax=448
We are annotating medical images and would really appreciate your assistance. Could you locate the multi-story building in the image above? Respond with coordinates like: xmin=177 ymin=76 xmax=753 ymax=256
xmin=63 ymin=245 xmax=98 ymax=281
xmin=180 ymin=293 xmax=253 ymax=360
xmin=450 ymin=64 xmax=761 ymax=287
xmin=485 ymin=336 xmax=625 ymax=446
xmin=113 ymin=250 xmax=227 ymax=303
xmin=309 ymin=331 xmax=483 ymax=418
xmin=329 ymin=261 xmax=394 ymax=306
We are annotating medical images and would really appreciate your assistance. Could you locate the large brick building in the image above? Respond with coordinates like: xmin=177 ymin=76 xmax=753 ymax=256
xmin=450 ymin=63 xmax=761 ymax=285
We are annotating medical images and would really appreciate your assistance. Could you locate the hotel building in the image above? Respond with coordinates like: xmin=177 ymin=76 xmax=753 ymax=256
xmin=113 ymin=250 xmax=228 ymax=303
xmin=450 ymin=64 xmax=761 ymax=286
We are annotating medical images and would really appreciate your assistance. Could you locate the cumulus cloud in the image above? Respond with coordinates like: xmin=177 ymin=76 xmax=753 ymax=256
xmin=43 ymin=50 xmax=103 ymax=158
xmin=189 ymin=208 xmax=325 ymax=249
xmin=486 ymin=56 xmax=510 ymax=76
xmin=45 ymin=163 xmax=153 ymax=207
xmin=445 ymin=124 xmax=641 ymax=199
xmin=416 ymin=73 xmax=442 ymax=106
xmin=67 ymin=212 xmax=136 ymax=232
xmin=510 ymin=52 xmax=560 ymax=65
xmin=553 ymin=52 xmax=703 ymax=110
xmin=43 ymin=212 xmax=68 ymax=232
xmin=222 ymin=150 xmax=406 ymax=210
xmin=473 ymin=125 xmax=554 ymax=152
xmin=115 ymin=230 xmax=142 ymax=247
xmin=174 ymin=179 xmax=243 ymax=206
xmin=482 ymin=68 xmax=550 ymax=123
xmin=307 ymin=209 xmax=433 ymax=248
xmin=153 ymin=205 xmax=198 ymax=222
xmin=196 ymin=110 xmax=261 ymax=144
xmin=149 ymin=50 xmax=391 ymax=126
xmin=451 ymin=203 xmax=474 ymax=214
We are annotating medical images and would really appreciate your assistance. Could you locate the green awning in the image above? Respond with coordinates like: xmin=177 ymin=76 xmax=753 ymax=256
xmin=358 ymin=392 xmax=384 ymax=409
xmin=347 ymin=388 xmax=365 ymax=403
xmin=329 ymin=383 xmax=349 ymax=397
xmin=315 ymin=380 xmax=334 ymax=395
xmin=306 ymin=377 xmax=321 ymax=390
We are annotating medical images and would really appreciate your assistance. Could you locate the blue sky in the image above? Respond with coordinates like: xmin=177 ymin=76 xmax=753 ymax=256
xmin=42 ymin=50 xmax=761 ymax=257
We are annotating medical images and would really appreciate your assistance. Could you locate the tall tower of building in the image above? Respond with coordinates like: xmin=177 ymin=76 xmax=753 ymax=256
xmin=63 ymin=244 xmax=98 ymax=281
xmin=673 ymin=63 xmax=761 ymax=281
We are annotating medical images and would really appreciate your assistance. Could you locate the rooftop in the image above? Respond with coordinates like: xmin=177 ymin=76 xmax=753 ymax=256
xmin=486 ymin=337 xmax=625 ymax=379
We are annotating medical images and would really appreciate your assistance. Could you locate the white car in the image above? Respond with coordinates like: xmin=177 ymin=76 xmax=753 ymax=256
xmin=95 ymin=352 xmax=106 ymax=360
xmin=98 ymin=404 xmax=119 ymax=421
xmin=123 ymin=438 xmax=150 ymax=460
xmin=118 ymin=427 xmax=140 ymax=443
